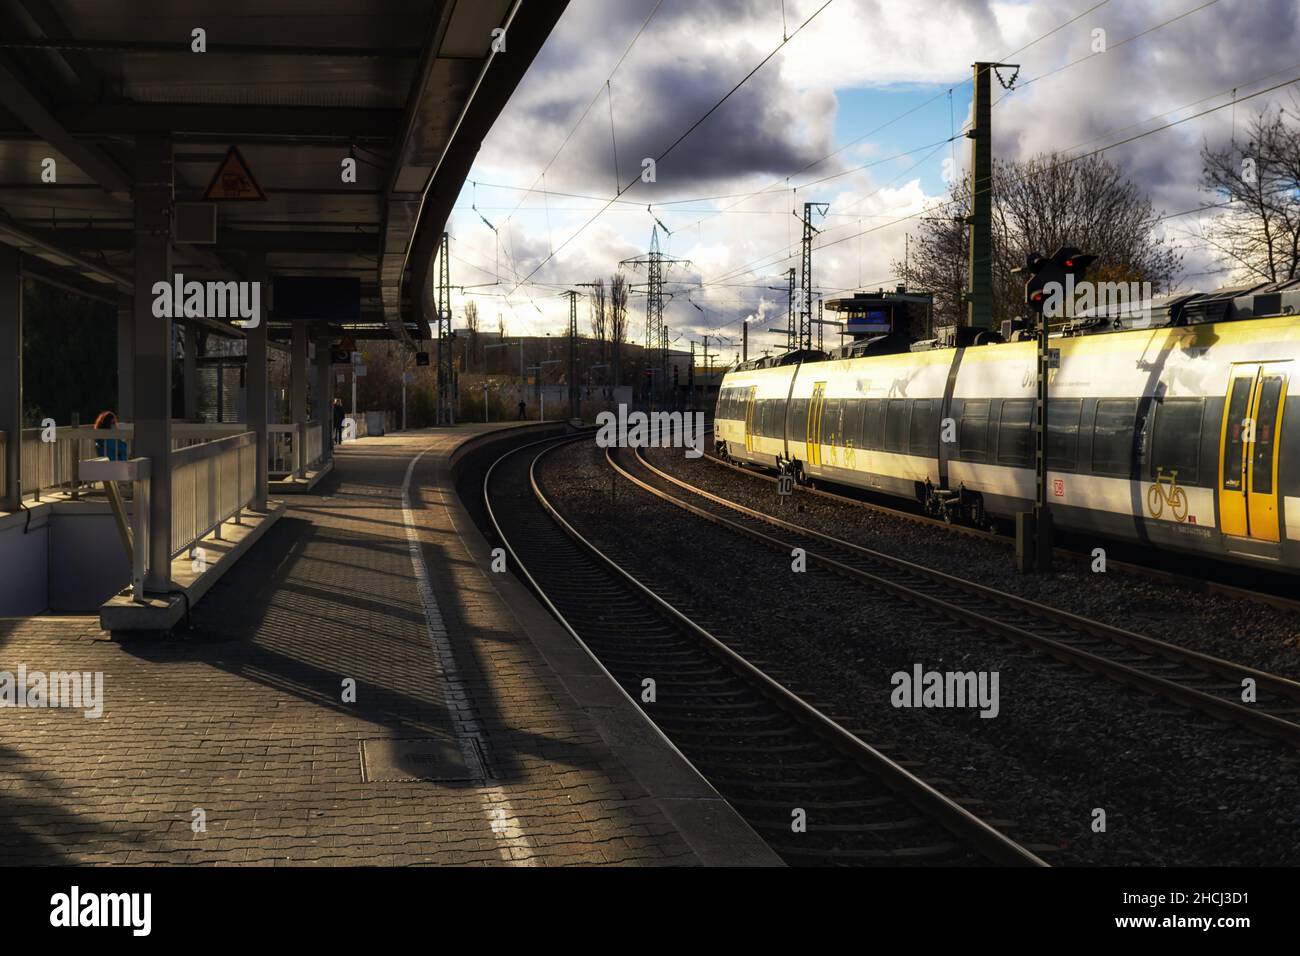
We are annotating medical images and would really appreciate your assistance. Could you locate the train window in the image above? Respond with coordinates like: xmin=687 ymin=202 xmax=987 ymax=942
xmin=958 ymin=399 xmax=989 ymax=462
xmin=784 ymin=398 xmax=802 ymax=438
xmin=1047 ymin=399 xmax=1082 ymax=471
xmin=1150 ymin=398 xmax=1204 ymax=485
xmin=909 ymin=399 xmax=937 ymax=455
xmin=884 ymin=399 xmax=910 ymax=452
xmin=824 ymin=399 xmax=843 ymax=445
xmin=1251 ymin=376 xmax=1284 ymax=494
xmin=844 ymin=401 xmax=866 ymax=449
xmin=1223 ymin=378 xmax=1252 ymax=490
xmin=766 ymin=399 xmax=783 ymax=438
xmin=997 ymin=399 xmax=1034 ymax=467
xmin=1091 ymin=398 xmax=1137 ymax=476
xmin=861 ymin=400 xmax=884 ymax=449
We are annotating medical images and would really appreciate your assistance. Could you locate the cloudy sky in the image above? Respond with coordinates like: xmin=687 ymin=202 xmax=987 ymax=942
xmin=446 ymin=0 xmax=1300 ymax=360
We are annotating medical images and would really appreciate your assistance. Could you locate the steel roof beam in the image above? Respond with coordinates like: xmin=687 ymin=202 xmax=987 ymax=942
xmin=17 ymin=227 xmax=381 ymax=254
xmin=0 ymin=55 xmax=130 ymax=197
xmin=59 ymin=103 xmax=401 ymax=140
xmin=2 ymin=0 xmax=101 ymax=100
xmin=0 ymin=38 xmax=422 ymax=58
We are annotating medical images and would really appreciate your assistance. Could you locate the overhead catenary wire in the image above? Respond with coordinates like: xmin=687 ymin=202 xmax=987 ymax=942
xmin=699 ymin=66 xmax=1300 ymax=296
xmin=509 ymin=0 xmax=837 ymax=294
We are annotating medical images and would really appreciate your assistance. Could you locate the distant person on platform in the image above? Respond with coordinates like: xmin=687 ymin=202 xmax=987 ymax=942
xmin=518 ymin=400 xmax=526 ymax=420
xmin=332 ymin=398 xmax=345 ymax=444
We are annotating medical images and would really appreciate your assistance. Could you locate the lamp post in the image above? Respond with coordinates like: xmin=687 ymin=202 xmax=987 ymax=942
xmin=531 ymin=359 xmax=561 ymax=421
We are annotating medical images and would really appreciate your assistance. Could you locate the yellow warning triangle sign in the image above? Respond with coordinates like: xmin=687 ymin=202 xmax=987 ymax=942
xmin=202 ymin=146 xmax=266 ymax=201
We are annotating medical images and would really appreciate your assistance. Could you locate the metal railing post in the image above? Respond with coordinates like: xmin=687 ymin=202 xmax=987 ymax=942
xmin=132 ymin=472 xmax=149 ymax=603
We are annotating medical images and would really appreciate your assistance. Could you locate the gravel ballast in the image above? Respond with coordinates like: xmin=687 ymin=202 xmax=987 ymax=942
xmin=648 ymin=446 xmax=1300 ymax=682
xmin=538 ymin=438 xmax=1300 ymax=866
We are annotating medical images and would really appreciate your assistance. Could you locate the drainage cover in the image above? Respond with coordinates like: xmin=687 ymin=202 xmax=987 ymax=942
xmin=360 ymin=736 xmax=485 ymax=783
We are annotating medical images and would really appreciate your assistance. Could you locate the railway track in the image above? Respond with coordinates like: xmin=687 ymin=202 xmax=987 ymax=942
xmin=618 ymin=444 xmax=1300 ymax=749
xmin=701 ymin=445 xmax=1300 ymax=617
xmin=481 ymin=433 xmax=1046 ymax=866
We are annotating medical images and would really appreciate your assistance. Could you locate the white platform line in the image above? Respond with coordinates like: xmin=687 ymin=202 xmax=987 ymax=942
xmin=401 ymin=440 xmax=536 ymax=865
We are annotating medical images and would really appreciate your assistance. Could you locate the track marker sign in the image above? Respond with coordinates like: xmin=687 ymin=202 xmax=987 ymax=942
xmin=203 ymin=146 xmax=266 ymax=201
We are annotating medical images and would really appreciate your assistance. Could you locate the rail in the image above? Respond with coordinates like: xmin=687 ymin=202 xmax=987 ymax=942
xmin=483 ymin=433 xmax=1045 ymax=866
xmin=170 ymin=430 xmax=257 ymax=559
xmin=621 ymin=445 xmax=1300 ymax=748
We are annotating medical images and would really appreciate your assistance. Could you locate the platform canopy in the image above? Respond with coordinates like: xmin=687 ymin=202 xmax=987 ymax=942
xmin=0 ymin=0 xmax=567 ymax=344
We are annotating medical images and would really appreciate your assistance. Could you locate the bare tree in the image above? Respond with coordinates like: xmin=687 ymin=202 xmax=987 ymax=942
xmin=589 ymin=277 xmax=608 ymax=360
xmin=1199 ymin=106 xmax=1300 ymax=284
xmin=610 ymin=272 xmax=628 ymax=384
xmin=895 ymin=151 xmax=1182 ymax=328
xmin=497 ymin=311 xmax=507 ymax=342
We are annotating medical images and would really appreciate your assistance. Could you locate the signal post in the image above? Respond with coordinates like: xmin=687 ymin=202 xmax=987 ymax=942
xmin=1012 ymin=246 xmax=1095 ymax=573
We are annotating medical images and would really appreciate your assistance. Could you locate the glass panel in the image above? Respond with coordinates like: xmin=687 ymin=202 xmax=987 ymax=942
xmin=861 ymin=400 xmax=884 ymax=449
xmin=1251 ymin=376 xmax=1283 ymax=494
xmin=909 ymin=399 xmax=936 ymax=455
xmin=959 ymin=399 xmax=989 ymax=462
xmin=1149 ymin=398 xmax=1204 ymax=485
xmin=884 ymin=399 xmax=910 ymax=452
xmin=997 ymin=399 xmax=1034 ymax=467
xmin=1223 ymin=377 xmax=1253 ymax=491
xmin=1047 ymin=399 xmax=1082 ymax=471
xmin=1092 ymin=399 xmax=1137 ymax=476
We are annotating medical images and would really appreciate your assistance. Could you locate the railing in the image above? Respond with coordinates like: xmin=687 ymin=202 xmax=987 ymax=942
xmin=12 ymin=423 xmax=245 ymax=502
xmin=170 ymin=430 xmax=256 ymax=559
xmin=21 ymin=427 xmax=79 ymax=502
xmin=304 ymin=421 xmax=322 ymax=469
xmin=267 ymin=421 xmax=322 ymax=475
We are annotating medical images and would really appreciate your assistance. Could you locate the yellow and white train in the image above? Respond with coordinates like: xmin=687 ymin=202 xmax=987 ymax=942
xmin=715 ymin=291 xmax=1300 ymax=569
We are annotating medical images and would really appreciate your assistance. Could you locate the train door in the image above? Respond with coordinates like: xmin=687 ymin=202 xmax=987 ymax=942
xmin=1219 ymin=363 xmax=1289 ymax=541
xmin=743 ymin=386 xmax=758 ymax=453
xmin=807 ymin=382 xmax=827 ymax=467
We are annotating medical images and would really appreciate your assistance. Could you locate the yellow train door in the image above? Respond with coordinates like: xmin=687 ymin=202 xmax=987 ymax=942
xmin=743 ymin=386 xmax=757 ymax=452
xmin=1219 ymin=364 xmax=1289 ymax=541
xmin=807 ymin=383 xmax=826 ymax=467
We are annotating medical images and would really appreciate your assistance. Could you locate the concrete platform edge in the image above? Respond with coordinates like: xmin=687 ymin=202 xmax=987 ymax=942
xmin=269 ymin=458 xmax=334 ymax=494
xmin=100 ymin=501 xmax=286 ymax=632
xmin=441 ymin=427 xmax=783 ymax=867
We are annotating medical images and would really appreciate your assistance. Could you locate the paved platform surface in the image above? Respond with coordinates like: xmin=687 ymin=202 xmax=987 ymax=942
xmin=0 ymin=425 xmax=733 ymax=866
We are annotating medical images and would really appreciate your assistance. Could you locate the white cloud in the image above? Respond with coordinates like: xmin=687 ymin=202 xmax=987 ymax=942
xmin=448 ymin=0 xmax=1300 ymax=340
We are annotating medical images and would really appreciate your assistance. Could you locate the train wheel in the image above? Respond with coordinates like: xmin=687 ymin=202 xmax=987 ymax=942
xmin=1170 ymin=487 xmax=1188 ymax=522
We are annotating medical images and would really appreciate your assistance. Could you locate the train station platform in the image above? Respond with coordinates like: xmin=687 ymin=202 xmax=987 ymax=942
xmin=0 ymin=424 xmax=776 ymax=866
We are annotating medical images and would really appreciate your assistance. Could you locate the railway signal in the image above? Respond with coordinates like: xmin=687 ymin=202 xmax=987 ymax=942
xmin=1013 ymin=245 xmax=1096 ymax=574
xmin=1014 ymin=247 xmax=1098 ymax=322
xmin=1013 ymin=251 xmax=1052 ymax=316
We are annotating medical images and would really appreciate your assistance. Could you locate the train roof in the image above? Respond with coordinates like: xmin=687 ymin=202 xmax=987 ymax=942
xmin=719 ymin=279 xmax=1300 ymax=377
